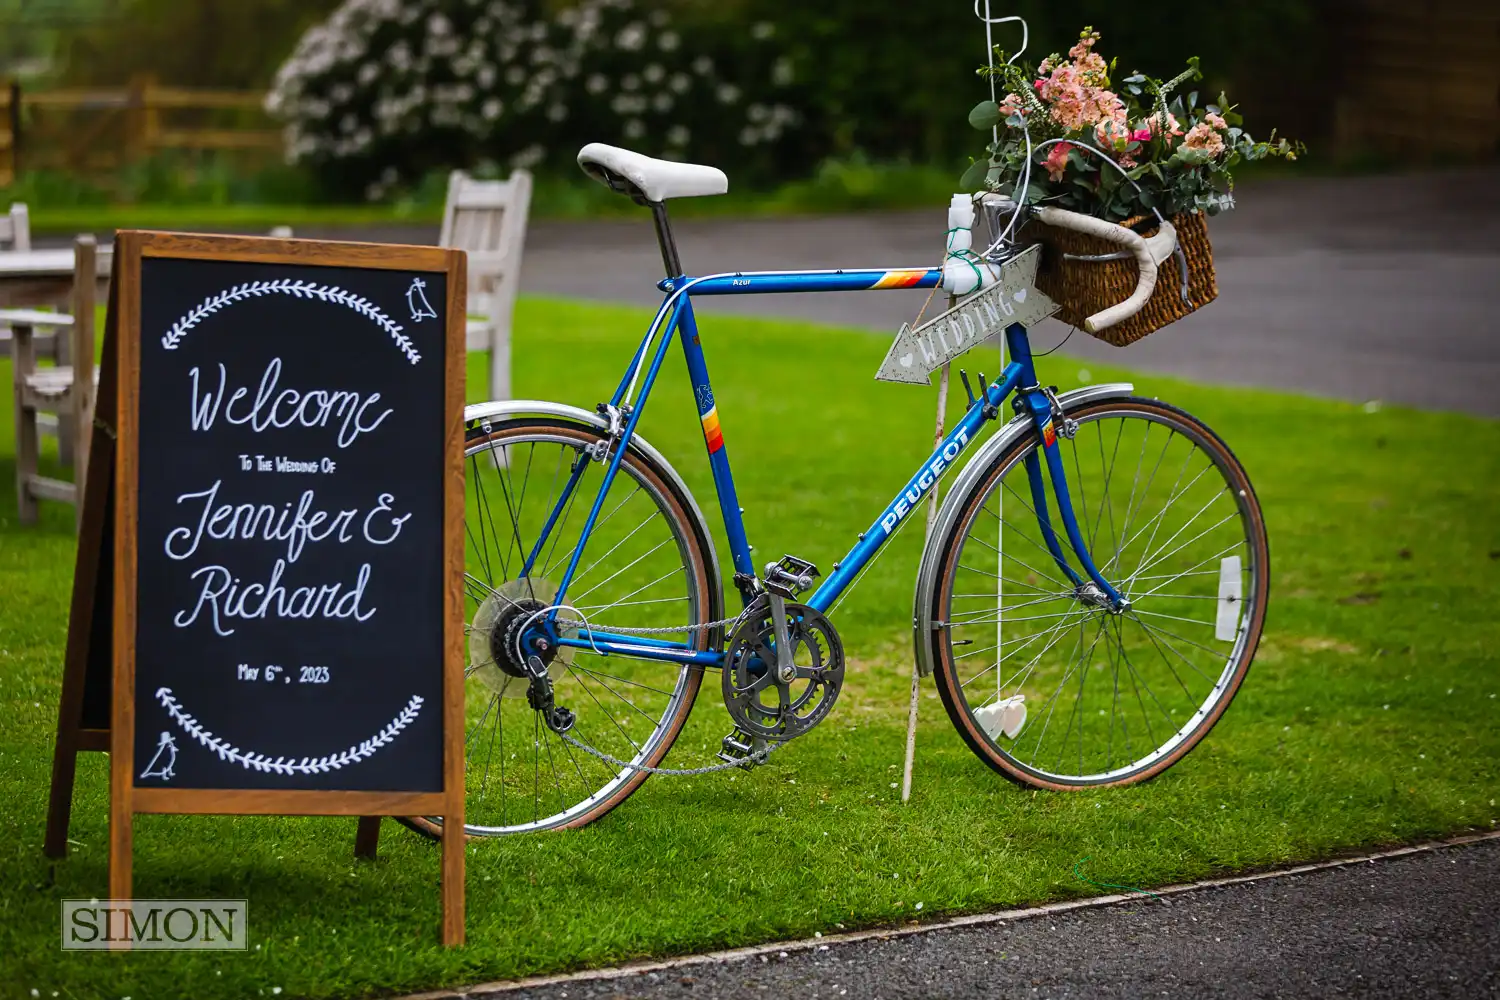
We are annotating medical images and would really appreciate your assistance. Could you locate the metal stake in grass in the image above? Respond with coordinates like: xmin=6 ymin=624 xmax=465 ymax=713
xmin=903 ymin=337 xmax=953 ymax=803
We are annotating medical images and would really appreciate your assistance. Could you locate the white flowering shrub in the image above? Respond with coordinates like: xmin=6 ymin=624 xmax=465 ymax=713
xmin=267 ymin=0 xmax=803 ymax=196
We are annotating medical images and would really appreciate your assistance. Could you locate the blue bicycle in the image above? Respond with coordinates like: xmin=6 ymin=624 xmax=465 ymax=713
xmin=415 ymin=144 xmax=1269 ymax=838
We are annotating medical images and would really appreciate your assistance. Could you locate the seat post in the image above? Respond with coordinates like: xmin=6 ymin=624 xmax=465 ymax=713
xmin=648 ymin=201 xmax=684 ymax=279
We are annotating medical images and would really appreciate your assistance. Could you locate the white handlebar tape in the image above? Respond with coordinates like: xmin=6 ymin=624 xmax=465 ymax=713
xmin=1034 ymin=207 xmax=1177 ymax=333
xmin=942 ymin=193 xmax=1001 ymax=296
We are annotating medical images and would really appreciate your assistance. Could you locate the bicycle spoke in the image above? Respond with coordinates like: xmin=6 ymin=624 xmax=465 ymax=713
xmin=570 ymin=662 xmax=675 ymax=699
xmin=456 ymin=427 xmax=703 ymax=835
xmin=1106 ymin=619 xmax=1177 ymax=735
xmin=961 ymin=612 xmax=1081 ymax=693
xmin=487 ymin=436 xmax=532 ymax=583
xmin=1133 ymin=613 xmax=1215 ymax=691
xmin=940 ymin=404 xmax=1263 ymax=785
xmin=948 ymin=592 xmax=1067 ymax=619
xmin=1108 ymin=425 xmax=1172 ymax=578
xmin=569 ymin=506 xmax=660 ymax=591
xmin=1131 ymin=608 xmax=1219 ymax=630
xmin=1126 ymin=516 xmax=1242 ymax=596
xmin=569 ymin=537 xmax=674 ymax=606
xmin=558 ymin=659 xmax=639 ymax=755
xmin=1099 ymin=444 xmax=1205 ymax=576
xmin=575 ymin=595 xmax=690 ymax=613
xmin=992 ymin=609 xmax=1094 ymax=696
xmin=1025 ymin=619 xmax=1105 ymax=767
xmin=1130 ymin=614 xmax=1224 ymax=677
xmin=1087 ymin=416 xmax=1127 ymax=554
xmin=1123 ymin=490 xmax=1235 ymax=590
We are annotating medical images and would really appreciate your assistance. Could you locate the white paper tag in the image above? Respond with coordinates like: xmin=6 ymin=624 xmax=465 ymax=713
xmin=1215 ymin=555 xmax=1243 ymax=642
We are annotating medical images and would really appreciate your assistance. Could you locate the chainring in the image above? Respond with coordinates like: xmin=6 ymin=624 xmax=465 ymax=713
xmin=722 ymin=599 xmax=844 ymax=741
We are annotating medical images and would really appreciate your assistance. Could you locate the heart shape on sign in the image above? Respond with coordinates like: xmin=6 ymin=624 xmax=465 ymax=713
xmin=1013 ymin=288 xmax=1028 ymax=303
xmin=899 ymin=353 xmax=914 ymax=367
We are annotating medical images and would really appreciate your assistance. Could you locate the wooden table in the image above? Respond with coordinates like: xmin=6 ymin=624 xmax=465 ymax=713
xmin=0 ymin=246 xmax=114 ymax=308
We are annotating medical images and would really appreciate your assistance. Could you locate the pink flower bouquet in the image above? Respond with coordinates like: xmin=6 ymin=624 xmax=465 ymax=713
xmin=964 ymin=28 xmax=1300 ymax=221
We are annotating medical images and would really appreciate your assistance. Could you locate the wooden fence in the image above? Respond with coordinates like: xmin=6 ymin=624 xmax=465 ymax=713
xmin=1335 ymin=1 xmax=1500 ymax=158
xmin=0 ymin=76 xmax=282 ymax=187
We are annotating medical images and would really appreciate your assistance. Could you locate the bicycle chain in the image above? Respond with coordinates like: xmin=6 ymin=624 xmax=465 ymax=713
xmin=484 ymin=595 xmax=774 ymax=774
xmin=550 ymin=608 xmax=782 ymax=775
xmin=557 ymin=730 xmax=782 ymax=775
xmin=550 ymin=609 xmax=750 ymax=637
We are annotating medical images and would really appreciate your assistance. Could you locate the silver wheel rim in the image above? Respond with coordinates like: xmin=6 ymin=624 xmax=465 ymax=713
xmin=442 ymin=427 xmax=704 ymax=835
xmin=943 ymin=406 xmax=1262 ymax=784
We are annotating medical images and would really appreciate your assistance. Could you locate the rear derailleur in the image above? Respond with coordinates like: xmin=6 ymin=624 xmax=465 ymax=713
xmin=524 ymin=653 xmax=576 ymax=734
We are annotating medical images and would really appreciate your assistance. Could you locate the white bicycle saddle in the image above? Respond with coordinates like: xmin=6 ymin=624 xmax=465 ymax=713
xmin=578 ymin=143 xmax=728 ymax=202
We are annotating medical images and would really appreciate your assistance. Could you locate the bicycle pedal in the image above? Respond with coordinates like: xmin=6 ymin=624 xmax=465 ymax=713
xmin=764 ymin=555 xmax=820 ymax=598
xmin=717 ymin=729 xmax=767 ymax=769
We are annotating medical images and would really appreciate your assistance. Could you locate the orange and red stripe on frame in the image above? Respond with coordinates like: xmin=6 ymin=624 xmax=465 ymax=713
xmin=868 ymin=269 xmax=929 ymax=290
xmin=701 ymin=406 xmax=724 ymax=453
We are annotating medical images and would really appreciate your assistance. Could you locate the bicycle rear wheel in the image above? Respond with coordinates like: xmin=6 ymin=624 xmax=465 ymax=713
xmin=405 ymin=417 xmax=715 ymax=837
xmin=929 ymin=398 xmax=1268 ymax=787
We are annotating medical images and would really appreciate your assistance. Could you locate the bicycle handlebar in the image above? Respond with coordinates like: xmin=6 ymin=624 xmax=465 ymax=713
xmin=1033 ymin=207 xmax=1178 ymax=333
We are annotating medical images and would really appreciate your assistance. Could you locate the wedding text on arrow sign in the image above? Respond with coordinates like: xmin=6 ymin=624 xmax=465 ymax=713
xmin=876 ymin=246 xmax=1060 ymax=385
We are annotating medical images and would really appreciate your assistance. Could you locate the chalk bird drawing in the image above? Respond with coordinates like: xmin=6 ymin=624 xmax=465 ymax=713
xmin=139 ymin=731 xmax=178 ymax=781
xmin=406 ymin=277 xmax=438 ymax=323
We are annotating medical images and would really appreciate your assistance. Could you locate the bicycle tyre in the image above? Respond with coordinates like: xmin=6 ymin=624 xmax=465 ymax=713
xmin=402 ymin=417 xmax=715 ymax=837
xmin=929 ymin=397 xmax=1269 ymax=788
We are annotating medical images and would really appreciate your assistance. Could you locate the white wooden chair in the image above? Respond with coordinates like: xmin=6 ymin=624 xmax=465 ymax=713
xmin=0 ymin=202 xmax=30 ymax=251
xmin=439 ymin=169 xmax=532 ymax=400
xmin=0 ymin=202 xmax=41 ymax=360
xmin=1 ymin=203 xmax=90 ymax=464
xmin=4 ymin=236 xmax=97 ymax=527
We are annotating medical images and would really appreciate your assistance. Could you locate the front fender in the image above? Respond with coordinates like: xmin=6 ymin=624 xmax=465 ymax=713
xmin=910 ymin=383 xmax=1134 ymax=678
xmin=464 ymin=399 xmax=725 ymax=630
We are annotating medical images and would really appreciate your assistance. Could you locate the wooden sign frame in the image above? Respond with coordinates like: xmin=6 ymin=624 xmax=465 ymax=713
xmin=48 ymin=230 xmax=467 ymax=947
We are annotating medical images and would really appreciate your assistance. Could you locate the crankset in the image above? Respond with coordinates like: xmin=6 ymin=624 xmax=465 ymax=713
xmin=722 ymin=595 xmax=845 ymax=742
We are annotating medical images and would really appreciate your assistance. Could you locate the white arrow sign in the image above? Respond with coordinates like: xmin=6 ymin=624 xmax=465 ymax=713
xmin=875 ymin=245 xmax=1061 ymax=385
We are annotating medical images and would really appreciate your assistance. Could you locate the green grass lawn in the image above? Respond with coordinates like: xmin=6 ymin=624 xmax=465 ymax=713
xmin=19 ymin=163 xmax=962 ymax=235
xmin=2 ymin=297 xmax=1498 ymax=999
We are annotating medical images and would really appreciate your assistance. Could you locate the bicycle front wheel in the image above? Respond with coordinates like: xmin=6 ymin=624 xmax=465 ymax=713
xmin=929 ymin=397 xmax=1268 ymax=788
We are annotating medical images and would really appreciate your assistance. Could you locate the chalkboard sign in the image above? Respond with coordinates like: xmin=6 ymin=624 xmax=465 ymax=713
xmin=133 ymin=254 xmax=450 ymax=792
xmin=49 ymin=231 xmax=467 ymax=946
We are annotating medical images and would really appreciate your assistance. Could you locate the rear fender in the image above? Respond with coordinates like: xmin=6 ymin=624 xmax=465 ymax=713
xmin=464 ymin=399 xmax=726 ymax=632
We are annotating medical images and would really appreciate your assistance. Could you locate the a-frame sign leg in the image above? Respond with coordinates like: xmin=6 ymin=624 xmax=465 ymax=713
xmin=354 ymin=816 xmax=382 ymax=858
xmin=44 ymin=736 xmax=80 ymax=859
xmin=45 ymin=274 xmax=120 ymax=859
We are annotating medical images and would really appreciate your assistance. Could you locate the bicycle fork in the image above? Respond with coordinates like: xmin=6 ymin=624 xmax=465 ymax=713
xmin=1003 ymin=325 xmax=1130 ymax=613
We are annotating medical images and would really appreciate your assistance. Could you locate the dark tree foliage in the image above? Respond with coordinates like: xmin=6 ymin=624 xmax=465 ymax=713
xmin=57 ymin=0 xmax=345 ymax=88
xmin=718 ymin=0 xmax=1322 ymax=166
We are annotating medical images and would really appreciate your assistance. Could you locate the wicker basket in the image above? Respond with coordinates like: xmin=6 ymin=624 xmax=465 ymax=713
xmin=1024 ymin=212 xmax=1217 ymax=346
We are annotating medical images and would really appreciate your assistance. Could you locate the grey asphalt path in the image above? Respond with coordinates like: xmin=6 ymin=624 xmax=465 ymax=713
xmin=426 ymin=835 xmax=1500 ymax=1000
xmin=46 ymin=168 xmax=1498 ymax=415
xmin=284 ymin=166 xmax=1500 ymax=418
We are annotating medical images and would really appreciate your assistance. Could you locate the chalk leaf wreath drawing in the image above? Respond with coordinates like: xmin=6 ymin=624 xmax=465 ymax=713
xmin=160 ymin=279 xmax=421 ymax=365
xmin=154 ymin=687 xmax=425 ymax=776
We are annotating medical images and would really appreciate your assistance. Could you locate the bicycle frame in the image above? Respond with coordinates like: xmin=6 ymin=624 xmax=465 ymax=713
xmin=518 ymin=264 xmax=1127 ymax=669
